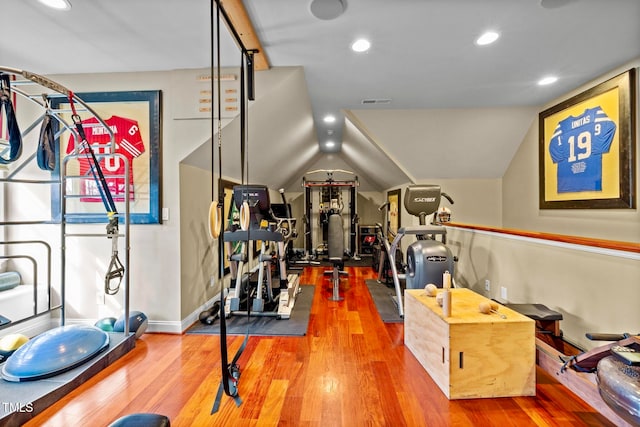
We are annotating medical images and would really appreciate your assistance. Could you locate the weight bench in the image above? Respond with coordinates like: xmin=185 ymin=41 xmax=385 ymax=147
xmin=504 ymin=303 xmax=563 ymax=337
xmin=325 ymin=212 xmax=347 ymax=301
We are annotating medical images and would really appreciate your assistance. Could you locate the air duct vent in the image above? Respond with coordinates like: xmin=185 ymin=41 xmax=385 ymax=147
xmin=361 ymin=98 xmax=392 ymax=105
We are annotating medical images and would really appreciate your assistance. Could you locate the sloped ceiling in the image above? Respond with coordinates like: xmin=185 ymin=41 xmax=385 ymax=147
xmin=344 ymin=107 xmax=538 ymax=181
xmin=182 ymin=66 xmax=322 ymax=190
xmin=6 ymin=0 xmax=637 ymax=194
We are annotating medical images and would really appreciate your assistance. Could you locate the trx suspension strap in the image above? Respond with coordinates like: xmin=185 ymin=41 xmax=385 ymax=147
xmin=37 ymin=95 xmax=56 ymax=171
xmin=0 ymin=73 xmax=22 ymax=164
xmin=67 ymin=92 xmax=124 ymax=295
xmin=211 ymin=0 xmax=245 ymax=414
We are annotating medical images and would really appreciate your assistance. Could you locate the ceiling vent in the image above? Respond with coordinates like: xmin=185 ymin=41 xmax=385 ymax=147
xmin=361 ymin=98 xmax=391 ymax=105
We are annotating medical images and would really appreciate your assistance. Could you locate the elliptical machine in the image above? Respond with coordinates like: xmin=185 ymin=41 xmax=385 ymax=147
xmin=385 ymin=185 xmax=456 ymax=317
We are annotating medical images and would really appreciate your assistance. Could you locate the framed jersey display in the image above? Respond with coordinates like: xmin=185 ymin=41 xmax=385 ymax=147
xmin=50 ymin=91 xmax=162 ymax=223
xmin=539 ymin=69 xmax=636 ymax=209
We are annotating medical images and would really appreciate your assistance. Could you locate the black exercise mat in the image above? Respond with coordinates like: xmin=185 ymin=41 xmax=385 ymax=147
xmin=365 ymin=279 xmax=403 ymax=323
xmin=304 ymin=257 xmax=375 ymax=268
xmin=344 ymin=256 xmax=375 ymax=268
xmin=186 ymin=285 xmax=314 ymax=336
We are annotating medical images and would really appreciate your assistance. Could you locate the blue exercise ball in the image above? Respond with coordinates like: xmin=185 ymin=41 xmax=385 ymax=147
xmin=0 ymin=333 xmax=29 ymax=363
xmin=1 ymin=324 xmax=109 ymax=382
xmin=113 ymin=311 xmax=148 ymax=339
xmin=95 ymin=317 xmax=117 ymax=332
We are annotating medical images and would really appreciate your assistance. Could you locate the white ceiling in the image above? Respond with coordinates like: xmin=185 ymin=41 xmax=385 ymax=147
xmin=2 ymin=0 xmax=640 ymax=192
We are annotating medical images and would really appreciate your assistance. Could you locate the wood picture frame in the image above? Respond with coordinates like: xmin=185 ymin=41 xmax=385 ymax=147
xmin=50 ymin=90 xmax=162 ymax=223
xmin=539 ymin=69 xmax=636 ymax=209
xmin=386 ymin=188 xmax=401 ymax=241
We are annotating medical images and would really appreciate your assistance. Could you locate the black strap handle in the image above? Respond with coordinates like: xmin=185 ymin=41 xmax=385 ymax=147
xmin=0 ymin=74 xmax=23 ymax=164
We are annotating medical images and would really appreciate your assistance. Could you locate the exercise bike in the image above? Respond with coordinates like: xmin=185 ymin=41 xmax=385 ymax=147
xmin=374 ymin=203 xmax=404 ymax=286
xmin=380 ymin=185 xmax=456 ymax=317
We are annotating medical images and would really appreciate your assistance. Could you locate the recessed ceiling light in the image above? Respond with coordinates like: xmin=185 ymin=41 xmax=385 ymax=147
xmin=538 ymin=76 xmax=558 ymax=86
xmin=323 ymin=114 xmax=336 ymax=123
xmin=325 ymin=141 xmax=335 ymax=148
xmin=476 ymin=31 xmax=500 ymax=46
xmin=351 ymin=38 xmax=371 ymax=53
xmin=38 ymin=0 xmax=72 ymax=10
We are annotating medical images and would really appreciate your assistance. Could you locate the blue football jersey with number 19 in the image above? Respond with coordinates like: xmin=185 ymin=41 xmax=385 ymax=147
xmin=548 ymin=106 xmax=616 ymax=193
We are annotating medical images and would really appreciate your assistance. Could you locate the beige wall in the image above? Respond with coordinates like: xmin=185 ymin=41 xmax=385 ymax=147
xmin=448 ymin=227 xmax=639 ymax=351
xmin=178 ymin=163 xmax=219 ymax=319
xmin=391 ymin=178 xmax=503 ymax=229
xmin=455 ymin=60 xmax=640 ymax=350
xmin=503 ymin=59 xmax=640 ymax=242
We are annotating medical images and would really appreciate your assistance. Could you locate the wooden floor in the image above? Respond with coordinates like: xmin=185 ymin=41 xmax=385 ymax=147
xmin=26 ymin=266 xmax=614 ymax=427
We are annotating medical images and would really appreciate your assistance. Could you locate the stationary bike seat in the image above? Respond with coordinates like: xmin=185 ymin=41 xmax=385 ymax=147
xmin=503 ymin=303 xmax=563 ymax=321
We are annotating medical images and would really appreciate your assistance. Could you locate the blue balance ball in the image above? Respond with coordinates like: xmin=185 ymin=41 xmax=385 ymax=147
xmin=113 ymin=311 xmax=148 ymax=339
xmin=2 ymin=325 xmax=109 ymax=382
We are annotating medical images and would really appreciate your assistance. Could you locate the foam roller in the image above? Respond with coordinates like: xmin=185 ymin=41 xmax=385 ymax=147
xmin=0 ymin=272 xmax=21 ymax=292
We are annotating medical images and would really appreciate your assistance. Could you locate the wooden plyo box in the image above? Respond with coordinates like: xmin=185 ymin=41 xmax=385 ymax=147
xmin=404 ymin=288 xmax=535 ymax=399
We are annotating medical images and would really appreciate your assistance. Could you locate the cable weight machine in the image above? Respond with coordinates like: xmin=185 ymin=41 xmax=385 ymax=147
xmin=302 ymin=169 xmax=359 ymax=261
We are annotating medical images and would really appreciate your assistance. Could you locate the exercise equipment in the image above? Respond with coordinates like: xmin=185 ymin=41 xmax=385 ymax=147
xmin=1 ymin=324 xmax=109 ymax=382
xmin=224 ymin=185 xmax=300 ymax=318
xmin=0 ymin=73 xmax=22 ymax=164
xmin=0 ymin=68 xmax=135 ymax=423
xmin=36 ymin=96 xmax=56 ymax=171
xmin=199 ymin=300 xmax=221 ymax=325
xmin=208 ymin=1 xmax=263 ymax=414
xmin=113 ymin=311 xmax=148 ymax=339
xmin=0 ymin=333 xmax=29 ymax=363
xmin=383 ymin=185 xmax=456 ymax=317
xmin=95 ymin=317 xmax=117 ymax=332
xmin=374 ymin=203 xmax=404 ymax=285
xmin=326 ymin=211 xmax=346 ymax=301
xmin=0 ymin=271 xmax=21 ymax=292
xmin=108 ymin=413 xmax=170 ymax=427
xmin=404 ymin=186 xmax=455 ymax=289
xmin=505 ymin=303 xmax=564 ymax=339
xmin=67 ymin=91 xmax=125 ymax=297
xmin=302 ymin=169 xmax=359 ymax=260
xmin=597 ymin=354 xmax=640 ymax=426
xmin=561 ymin=333 xmax=640 ymax=425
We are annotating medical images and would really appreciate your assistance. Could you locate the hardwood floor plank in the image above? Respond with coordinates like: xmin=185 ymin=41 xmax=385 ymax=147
xmin=22 ymin=265 xmax=618 ymax=427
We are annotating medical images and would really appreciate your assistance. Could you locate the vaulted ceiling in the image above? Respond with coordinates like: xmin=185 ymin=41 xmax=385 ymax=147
xmin=3 ymin=0 xmax=639 ymax=192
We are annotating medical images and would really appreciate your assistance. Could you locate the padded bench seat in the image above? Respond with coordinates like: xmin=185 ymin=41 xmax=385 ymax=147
xmin=503 ymin=303 xmax=563 ymax=337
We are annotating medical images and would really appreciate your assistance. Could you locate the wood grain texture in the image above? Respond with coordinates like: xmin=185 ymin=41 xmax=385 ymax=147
xmin=448 ymin=222 xmax=640 ymax=253
xmin=25 ymin=266 xmax=616 ymax=427
xmin=405 ymin=289 xmax=535 ymax=399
